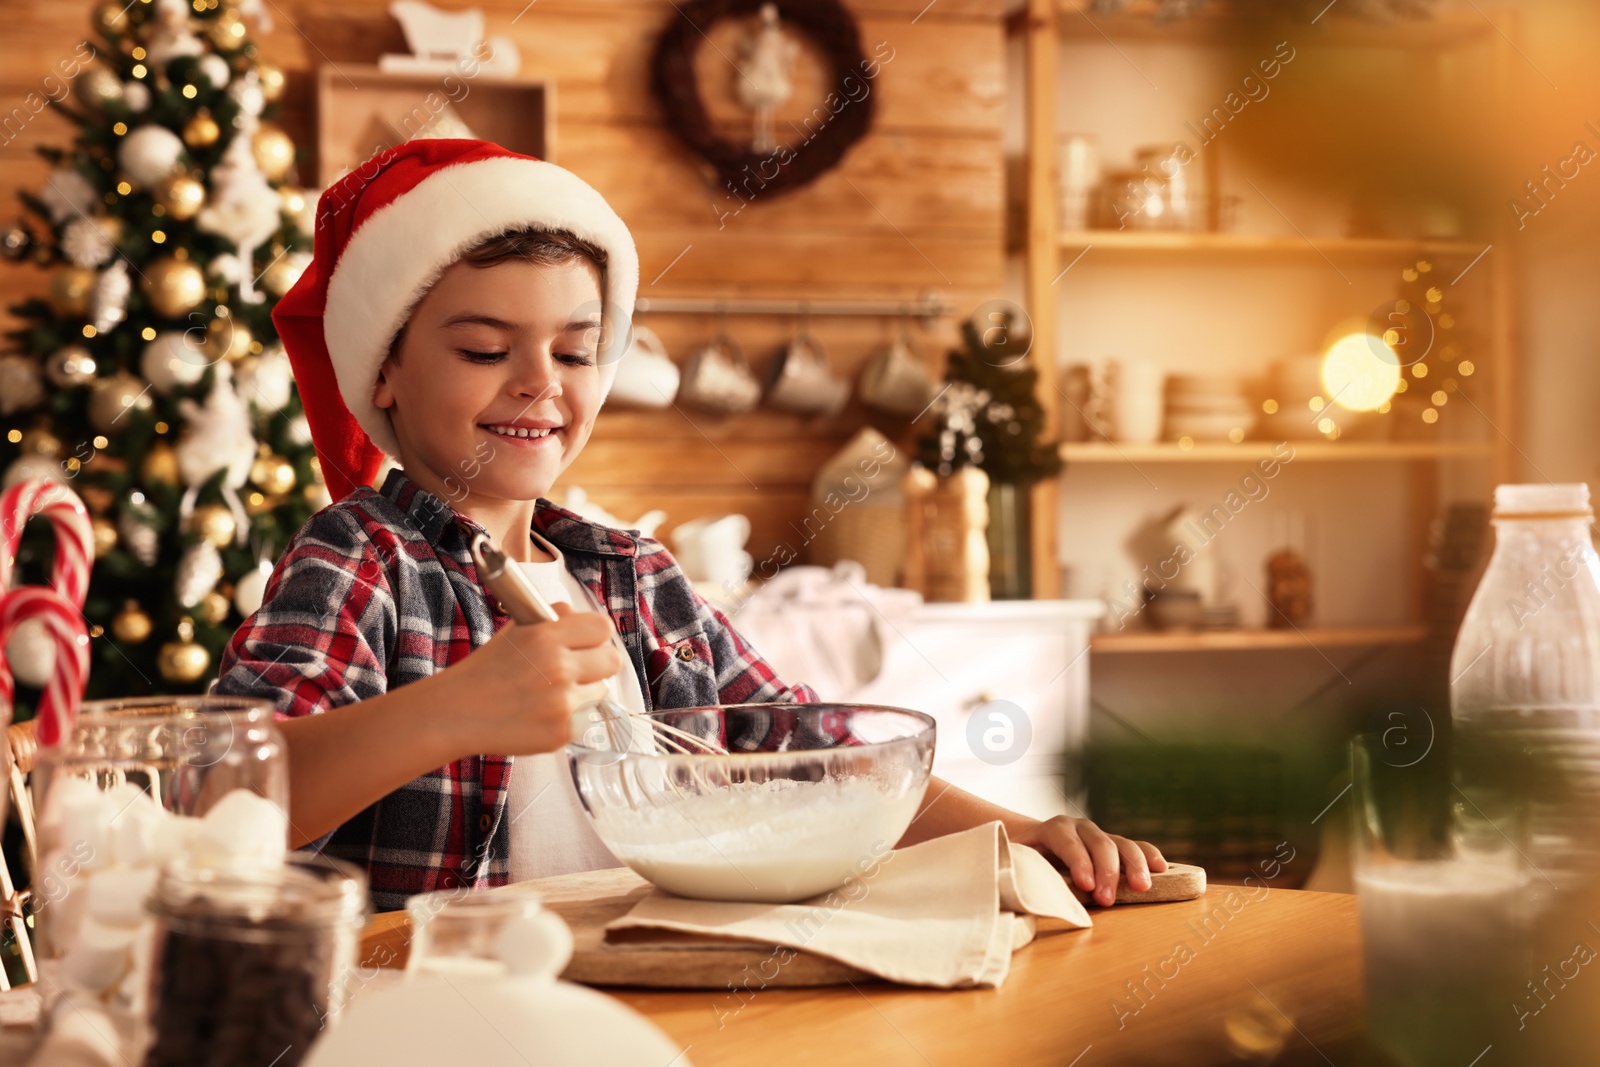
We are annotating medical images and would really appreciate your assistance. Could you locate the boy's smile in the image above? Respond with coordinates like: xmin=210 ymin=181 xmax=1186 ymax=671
xmin=372 ymin=253 xmax=605 ymax=556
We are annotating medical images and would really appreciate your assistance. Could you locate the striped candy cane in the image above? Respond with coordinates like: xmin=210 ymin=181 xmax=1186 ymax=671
xmin=0 ymin=480 xmax=95 ymax=608
xmin=0 ymin=586 xmax=89 ymax=747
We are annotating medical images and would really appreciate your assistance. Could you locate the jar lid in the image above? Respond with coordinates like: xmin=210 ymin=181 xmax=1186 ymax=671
xmin=149 ymin=853 xmax=367 ymax=937
xmin=1493 ymin=483 xmax=1592 ymax=519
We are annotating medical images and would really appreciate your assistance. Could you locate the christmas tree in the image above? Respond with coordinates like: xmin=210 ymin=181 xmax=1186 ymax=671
xmin=0 ymin=0 xmax=326 ymax=704
xmin=916 ymin=308 xmax=1064 ymax=485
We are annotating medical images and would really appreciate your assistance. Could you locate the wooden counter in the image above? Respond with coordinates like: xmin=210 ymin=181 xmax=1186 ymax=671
xmin=361 ymin=884 xmax=1361 ymax=1066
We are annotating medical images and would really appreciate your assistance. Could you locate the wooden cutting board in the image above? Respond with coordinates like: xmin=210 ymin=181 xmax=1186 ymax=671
xmin=360 ymin=863 xmax=1206 ymax=989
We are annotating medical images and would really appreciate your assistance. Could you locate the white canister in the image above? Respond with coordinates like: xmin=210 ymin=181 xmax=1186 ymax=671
xmin=1106 ymin=359 xmax=1165 ymax=444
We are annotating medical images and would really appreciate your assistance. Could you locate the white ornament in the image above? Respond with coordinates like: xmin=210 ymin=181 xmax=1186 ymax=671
xmin=175 ymin=362 xmax=255 ymax=489
xmin=122 ymin=81 xmax=150 ymax=112
xmin=38 ymin=168 xmax=99 ymax=226
xmin=5 ymin=617 xmax=57 ymax=688
xmin=118 ymin=508 xmax=160 ymax=565
xmin=3 ymin=453 xmax=66 ymax=491
xmin=198 ymin=54 xmax=231 ymax=89
xmin=61 ymin=217 xmax=116 ymax=268
xmin=118 ymin=125 xmax=186 ymax=187
xmin=208 ymin=252 xmax=246 ymax=285
xmin=146 ymin=0 xmax=204 ymax=68
xmin=304 ymin=480 xmax=332 ymax=510
xmin=176 ymin=539 xmax=223 ymax=608
xmin=197 ymin=133 xmax=282 ymax=303
xmin=141 ymin=330 xmax=209 ymax=395
xmin=285 ymin=414 xmax=312 ymax=446
xmin=233 ymin=559 xmax=272 ymax=617
xmin=236 ymin=344 xmax=293 ymax=413
xmin=227 ymin=70 xmax=265 ymax=118
xmin=91 ymin=260 xmax=132 ymax=334
xmin=0 ymin=355 xmax=46 ymax=415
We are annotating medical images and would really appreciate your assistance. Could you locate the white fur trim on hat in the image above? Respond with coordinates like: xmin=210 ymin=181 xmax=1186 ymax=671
xmin=322 ymin=156 xmax=639 ymax=459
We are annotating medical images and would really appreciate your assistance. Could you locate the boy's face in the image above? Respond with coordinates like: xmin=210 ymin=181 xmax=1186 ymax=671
xmin=373 ymin=256 xmax=605 ymax=507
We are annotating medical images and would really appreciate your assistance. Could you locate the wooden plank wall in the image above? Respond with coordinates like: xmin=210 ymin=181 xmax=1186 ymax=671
xmin=0 ymin=0 xmax=1006 ymax=566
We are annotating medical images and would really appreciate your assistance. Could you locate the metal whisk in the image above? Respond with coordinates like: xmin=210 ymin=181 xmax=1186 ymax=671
xmin=468 ymin=532 xmax=727 ymax=759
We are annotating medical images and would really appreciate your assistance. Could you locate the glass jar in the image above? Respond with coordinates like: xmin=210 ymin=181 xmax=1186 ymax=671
xmin=143 ymin=853 xmax=367 ymax=1067
xmin=1135 ymin=144 xmax=1193 ymax=230
xmin=30 ymin=695 xmax=286 ymax=962
xmin=405 ymin=884 xmax=572 ymax=981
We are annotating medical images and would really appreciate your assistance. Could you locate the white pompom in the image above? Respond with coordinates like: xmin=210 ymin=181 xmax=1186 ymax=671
xmin=5 ymin=615 xmax=57 ymax=688
xmin=118 ymin=125 xmax=186 ymax=187
xmin=140 ymin=330 xmax=209 ymax=395
xmin=234 ymin=559 xmax=272 ymax=617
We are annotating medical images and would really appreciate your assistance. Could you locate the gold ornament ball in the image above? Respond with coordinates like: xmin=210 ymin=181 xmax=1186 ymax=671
xmin=19 ymin=426 xmax=62 ymax=457
xmin=279 ymin=187 xmax=307 ymax=216
xmin=251 ymin=454 xmax=297 ymax=496
xmin=206 ymin=11 xmax=245 ymax=49
xmin=142 ymin=256 xmax=207 ymax=318
xmin=91 ymin=516 xmax=118 ymax=557
xmin=260 ymin=255 xmax=304 ymax=297
xmin=251 ymin=124 xmax=296 ymax=182
xmin=75 ymin=67 xmax=124 ymax=110
xmin=111 ymin=602 xmax=153 ymax=644
xmin=94 ymin=1 xmax=130 ymax=32
xmin=88 ymin=372 xmax=155 ymax=433
xmin=156 ymin=175 xmax=206 ymax=220
xmin=206 ymin=315 xmax=254 ymax=363
xmin=49 ymin=266 xmax=97 ymax=317
xmin=158 ymin=634 xmax=211 ymax=683
xmin=257 ymin=63 xmax=286 ymax=102
xmin=141 ymin=440 xmax=180 ymax=486
xmin=199 ymin=590 xmax=231 ymax=626
xmin=183 ymin=111 xmax=221 ymax=149
xmin=189 ymin=502 xmax=237 ymax=548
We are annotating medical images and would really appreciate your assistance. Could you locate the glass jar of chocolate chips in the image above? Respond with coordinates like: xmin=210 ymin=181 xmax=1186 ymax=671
xmin=143 ymin=853 xmax=368 ymax=1067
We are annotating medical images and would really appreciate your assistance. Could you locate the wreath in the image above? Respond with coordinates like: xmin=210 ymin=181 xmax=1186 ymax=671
xmin=651 ymin=0 xmax=875 ymax=198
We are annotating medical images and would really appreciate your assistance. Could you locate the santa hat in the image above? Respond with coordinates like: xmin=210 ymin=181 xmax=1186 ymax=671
xmin=271 ymin=138 xmax=639 ymax=503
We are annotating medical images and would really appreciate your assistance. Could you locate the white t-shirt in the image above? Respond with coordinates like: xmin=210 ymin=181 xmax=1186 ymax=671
xmin=503 ymin=527 xmax=645 ymax=883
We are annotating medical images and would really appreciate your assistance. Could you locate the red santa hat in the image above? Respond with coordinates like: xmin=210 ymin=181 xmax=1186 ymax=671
xmin=271 ymin=138 xmax=639 ymax=503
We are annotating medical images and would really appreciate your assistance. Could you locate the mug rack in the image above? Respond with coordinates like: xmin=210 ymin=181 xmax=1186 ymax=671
xmin=634 ymin=289 xmax=955 ymax=329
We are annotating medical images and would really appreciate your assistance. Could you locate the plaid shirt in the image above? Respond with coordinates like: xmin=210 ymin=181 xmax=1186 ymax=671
xmin=215 ymin=469 xmax=818 ymax=912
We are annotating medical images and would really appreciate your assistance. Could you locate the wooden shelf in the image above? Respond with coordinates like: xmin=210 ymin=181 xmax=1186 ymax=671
xmin=1060 ymin=440 xmax=1495 ymax=463
xmin=1057 ymin=230 xmax=1485 ymax=258
xmin=1039 ymin=1 xmax=1499 ymax=49
xmin=1091 ymin=625 xmax=1429 ymax=654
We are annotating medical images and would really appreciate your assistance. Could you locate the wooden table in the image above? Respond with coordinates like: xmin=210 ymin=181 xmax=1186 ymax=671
xmin=361 ymin=884 xmax=1362 ymax=1066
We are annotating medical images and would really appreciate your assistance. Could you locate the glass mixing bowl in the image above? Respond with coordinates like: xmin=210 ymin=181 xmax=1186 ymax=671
xmin=566 ymin=703 xmax=935 ymax=903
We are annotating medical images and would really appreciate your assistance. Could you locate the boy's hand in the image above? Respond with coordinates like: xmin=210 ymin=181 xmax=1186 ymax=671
xmin=1011 ymin=816 xmax=1168 ymax=907
xmin=447 ymin=601 xmax=625 ymax=756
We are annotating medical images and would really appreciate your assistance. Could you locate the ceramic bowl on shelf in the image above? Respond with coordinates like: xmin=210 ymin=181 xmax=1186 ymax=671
xmin=567 ymin=703 xmax=935 ymax=903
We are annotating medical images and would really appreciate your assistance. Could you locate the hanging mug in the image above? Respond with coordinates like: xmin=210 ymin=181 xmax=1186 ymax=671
xmin=679 ymin=331 xmax=761 ymax=415
xmin=859 ymin=328 xmax=935 ymax=417
xmin=765 ymin=326 xmax=849 ymax=417
xmin=607 ymin=325 xmax=680 ymax=409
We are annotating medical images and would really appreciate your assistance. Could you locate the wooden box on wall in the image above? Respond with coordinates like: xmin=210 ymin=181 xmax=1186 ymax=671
xmin=314 ymin=64 xmax=554 ymax=186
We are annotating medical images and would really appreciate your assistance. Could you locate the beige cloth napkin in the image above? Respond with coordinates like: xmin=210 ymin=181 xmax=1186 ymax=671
xmin=605 ymin=821 xmax=1092 ymax=988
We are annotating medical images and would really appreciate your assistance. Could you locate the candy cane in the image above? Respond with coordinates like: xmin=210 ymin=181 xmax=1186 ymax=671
xmin=0 ymin=587 xmax=89 ymax=747
xmin=0 ymin=480 xmax=94 ymax=608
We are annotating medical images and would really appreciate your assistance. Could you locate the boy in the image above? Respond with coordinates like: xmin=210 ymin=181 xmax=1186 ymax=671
xmin=217 ymin=139 xmax=1164 ymax=912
